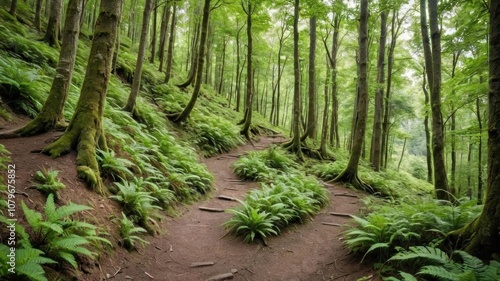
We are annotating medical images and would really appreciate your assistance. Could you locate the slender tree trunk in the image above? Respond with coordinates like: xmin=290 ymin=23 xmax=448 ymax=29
xmin=240 ymin=1 xmax=254 ymax=140
xmin=333 ymin=0 xmax=373 ymax=193
xmin=329 ymin=14 xmax=341 ymax=148
xmin=370 ymin=11 xmax=387 ymax=171
xmin=426 ymin=0 xmax=450 ymax=200
xmin=42 ymin=0 xmax=123 ymax=194
xmin=164 ymin=2 xmax=177 ymax=83
xmin=218 ymin=39 xmax=227 ymax=95
xmin=124 ymin=0 xmax=154 ymax=113
xmin=476 ymin=96 xmax=483 ymax=204
xmin=34 ymin=0 xmax=43 ymax=30
xmin=149 ymin=0 xmax=158 ymax=63
xmin=43 ymin=0 xmax=63 ymax=47
xmin=467 ymin=140 xmax=473 ymax=199
xmin=320 ymin=66 xmax=330 ymax=158
xmin=422 ymin=68 xmax=433 ymax=183
xmin=301 ymin=15 xmax=317 ymax=141
xmin=450 ymin=2 xmax=500 ymax=258
xmin=12 ymin=0 xmax=83 ymax=137
xmin=397 ymin=138 xmax=407 ymax=171
xmin=158 ymin=2 xmax=171 ymax=72
xmin=235 ymin=22 xmax=245 ymax=112
xmin=9 ymin=0 xmax=18 ymax=17
xmin=173 ymin=0 xmax=211 ymax=123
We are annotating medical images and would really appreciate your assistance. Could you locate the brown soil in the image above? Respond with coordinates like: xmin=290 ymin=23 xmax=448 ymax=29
xmin=1 ymin=128 xmax=376 ymax=281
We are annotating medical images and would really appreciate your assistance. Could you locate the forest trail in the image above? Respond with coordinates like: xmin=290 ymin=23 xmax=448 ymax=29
xmin=92 ymin=136 xmax=375 ymax=281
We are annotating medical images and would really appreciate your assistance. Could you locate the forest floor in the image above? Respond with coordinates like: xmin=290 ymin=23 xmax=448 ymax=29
xmin=0 ymin=124 xmax=375 ymax=281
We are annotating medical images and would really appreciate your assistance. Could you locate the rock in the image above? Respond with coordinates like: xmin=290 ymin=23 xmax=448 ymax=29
xmin=205 ymin=273 xmax=234 ymax=281
xmin=231 ymin=269 xmax=238 ymax=274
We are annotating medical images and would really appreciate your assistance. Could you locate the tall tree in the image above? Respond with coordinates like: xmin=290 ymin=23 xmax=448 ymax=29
xmin=124 ymin=0 xmax=154 ymax=113
xmin=420 ymin=0 xmax=451 ymax=200
xmin=42 ymin=0 xmax=123 ymax=194
xmin=158 ymin=1 xmax=171 ymax=72
xmin=301 ymin=15 xmax=317 ymax=141
xmin=240 ymin=0 xmax=256 ymax=141
xmin=333 ymin=0 xmax=373 ymax=193
xmin=164 ymin=1 xmax=177 ymax=83
xmin=370 ymin=9 xmax=387 ymax=171
xmin=34 ymin=0 xmax=43 ymax=31
xmin=43 ymin=0 xmax=63 ymax=47
xmin=9 ymin=0 xmax=18 ymax=17
xmin=9 ymin=0 xmax=84 ymax=137
xmin=450 ymin=0 xmax=500 ymax=259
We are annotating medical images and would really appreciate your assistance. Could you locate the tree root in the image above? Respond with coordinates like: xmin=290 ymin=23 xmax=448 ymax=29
xmin=332 ymin=169 xmax=376 ymax=194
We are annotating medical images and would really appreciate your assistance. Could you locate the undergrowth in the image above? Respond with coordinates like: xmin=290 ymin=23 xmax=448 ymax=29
xmin=225 ymin=147 xmax=328 ymax=242
xmin=32 ymin=168 xmax=66 ymax=199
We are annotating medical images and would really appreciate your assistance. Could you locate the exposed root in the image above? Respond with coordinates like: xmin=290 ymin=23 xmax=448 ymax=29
xmin=332 ymin=169 xmax=375 ymax=194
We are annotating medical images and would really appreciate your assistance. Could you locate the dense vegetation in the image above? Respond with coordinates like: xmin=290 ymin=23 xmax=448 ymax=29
xmin=1 ymin=0 xmax=500 ymax=280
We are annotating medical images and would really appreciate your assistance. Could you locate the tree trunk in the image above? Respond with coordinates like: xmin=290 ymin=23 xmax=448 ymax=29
xmin=9 ymin=0 xmax=18 ymax=17
xmin=42 ymin=0 xmax=123 ymax=194
xmin=449 ymin=2 xmax=500 ymax=258
xmin=329 ymin=13 xmax=341 ymax=148
xmin=240 ymin=1 xmax=254 ymax=141
xmin=333 ymin=0 xmax=373 ymax=194
xmin=320 ymin=66 xmax=330 ymax=158
xmin=177 ymin=20 xmax=201 ymax=88
xmin=149 ymin=0 xmax=158 ymax=63
xmin=218 ymin=39 xmax=227 ymax=95
xmin=124 ymin=0 xmax=154 ymax=113
xmin=14 ymin=0 xmax=83 ymax=136
xmin=425 ymin=0 xmax=450 ymax=200
xmin=397 ymin=138 xmax=407 ymax=171
xmin=158 ymin=2 xmax=171 ymax=72
xmin=164 ymin=2 xmax=177 ymax=83
xmin=34 ymin=0 xmax=43 ymax=30
xmin=476 ymin=96 xmax=483 ymax=204
xmin=235 ymin=21 xmax=245 ymax=112
xmin=422 ymin=69 xmax=433 ymax=183
xmin=173 ymin=0 xmax=210 ymax=123
xmin=301 ymin=15 xmax=317 ymax=141
xmin=370 ymin=10 xmax=387 ymax=171
xmin=43 ymin=0 xmax=63 ymax=48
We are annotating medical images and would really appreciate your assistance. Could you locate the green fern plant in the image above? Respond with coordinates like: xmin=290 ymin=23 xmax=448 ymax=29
xmin=32 ymin=168 xmax=65 ymax=199
xmin=109 ymin=181 xmax=161 ymax=231
xmin=20 ymin=194 xmax=111 ymax=269
xmin=232 ymin=153 xmax=271 ymax=181
xmin=96 ymin=149 xmax=135 ymax=180
xmin=0 ymin=244 xmax=56 ymax=281
xmin=387 ymin=246 xmax=500 ymax=281
xmin=116 ymin=212 xmax=149 ymax=250
xmin=224 ymin=201 xmax=279 ymax=243
xmin=260 ymin=145 xmax=296 ymax=172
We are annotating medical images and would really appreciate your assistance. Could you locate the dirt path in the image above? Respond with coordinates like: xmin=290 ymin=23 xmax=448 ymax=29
xmin=94 ymin=136 xmax=374 ymax=281
xmin=0 ymin=131 xmax=375 ymax=281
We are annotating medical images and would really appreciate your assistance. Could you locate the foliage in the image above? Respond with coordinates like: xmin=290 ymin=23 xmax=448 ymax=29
xmin=225 ymin=173 xmax=328 ymax=242
xmin=308 ymin=160 xmax=434 ymax=198
xmin=386 ymin=246 xmax=500 ymax=281
xmin=21 ymin=194 xmax=111 ymax=269
xmin=0 ymin=244 xmax=56 ymax=281
xmin=116 ymin=212 xmax=149 ymax=250
xmin=96 ymin=148 xmax=135 ymax=180
xmin=343 ymin=198 xmax=481 ymax=261
xmin=109 ymin=181 xmax=162 ymax=231
xmin=32 ymin=168 xmax=65 ymax=198
xmin=232 ymin=146 xmax=297 ymax=180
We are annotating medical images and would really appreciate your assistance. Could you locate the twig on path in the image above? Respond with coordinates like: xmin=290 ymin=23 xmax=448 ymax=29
xmin=216 ymin=155 xmax=240 ymax=160
xmin=332 ymin=273 xmax=351 ymax=280
xmin=144 ymin=271 xmax=154 ymax=279
xmin=226 ymin=179 xmax=244 ymax=182
xmin=217 ymin=195 xmax=237 ymax=201
xmin=329 ymin=212 xmax=353 ymax=218
xmin=190 ymin=261 xmax=215 ymax=268
xmin=243 ymin=267 xmax=255 ymax=274
xmin=224 ymin=187 xmax=238 ymax=190
xmin=199 ymin=207 xmax=225 ymax=212
xmin=321 ymin=222 xmax=342 ymax=227
xmin=14 ymin=191 xmax=33 ymax=203
xmin=333 ymin=193 xmax=358 ymax=198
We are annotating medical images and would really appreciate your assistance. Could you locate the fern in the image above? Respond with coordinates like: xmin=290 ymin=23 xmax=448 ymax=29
xmin=0 ymin=244 xmax=56 ymax=281
xmin=116 ymin=212 xmax=149 ymax=250
xmin=32 ymin=168 xmax=65 ymax=198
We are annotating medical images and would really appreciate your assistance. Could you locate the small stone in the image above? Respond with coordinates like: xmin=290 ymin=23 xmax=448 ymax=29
xmin=106 ymin=273 xmax=111 ymax=279
xmin=100 ymin=204 xmax=105 ymax=208
xmin=231 ymin=269 xmax=238 ymax=274
xmin=205 ymin=273 xmax=234 ymax=281
xmin=125 ymin=276 xmax=133 ymax=279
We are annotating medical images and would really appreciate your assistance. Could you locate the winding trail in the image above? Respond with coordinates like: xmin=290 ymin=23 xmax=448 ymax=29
xmin=94 ymin=136 xmax=375 ymax=281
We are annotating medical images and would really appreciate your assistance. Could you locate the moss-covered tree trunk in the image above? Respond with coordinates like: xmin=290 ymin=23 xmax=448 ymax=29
xmin=449 ymin=1 xmax=500 ymax=258
xmin=13 ymin=0 xmax=83 ymax=137
xmin=333 ymin=0 xmax=373 ymax=193
xmin=43 ymin=0 xmax=63 ymax=48
xmin=43 ymin=0 xmax=123 ymax=194
xmin=173 ymin=0 xmax=210 ymax=123
xmin=124 ymin=0 xmax=153 ymax=113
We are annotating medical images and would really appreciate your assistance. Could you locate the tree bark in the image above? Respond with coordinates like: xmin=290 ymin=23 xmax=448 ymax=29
xmin=476 ymin=96 xmax=483 ymax=204
xmin=329 ymin=13 xmax=341 ymax=148
xmin=422 ymin=68 xmax=433 ymax=183
xmin=333 ymin=0 xmax=373 ymax=193
xmin=301 ymin=15 xmax=317 ymax=141
xmin=173 ymin=0 xmax=211 ymax=123
xmin=14 ymin=0 xmax=83 ymax=137
xmin=149 ymin=0 xmax=158 ymax=63
xmin=158 ymin=2 xmax=171 ymax=72
xmin=449 ymin=1 xmax=500 ymax=258
xmin=319 ymin=66 xmax=330 ymax=158
xmin=42 ymin=0 xmax=123 ymax=194
xmin=164 ymin=2 xmax=177 ymax=83
xmin=370 ymin=10 xmax=387 ymax=171
xmin=240 ymin=1 xmax=254 ymax=141
xmin=43 ymin=0 xmax=63 ymax=48
xmin=9 ymin=0 xmax=18 ymax=17
xmin=34 ymin=0 xmax=43 ymax=31
xmin=124 ymin=0 xmax=154 ymax=113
